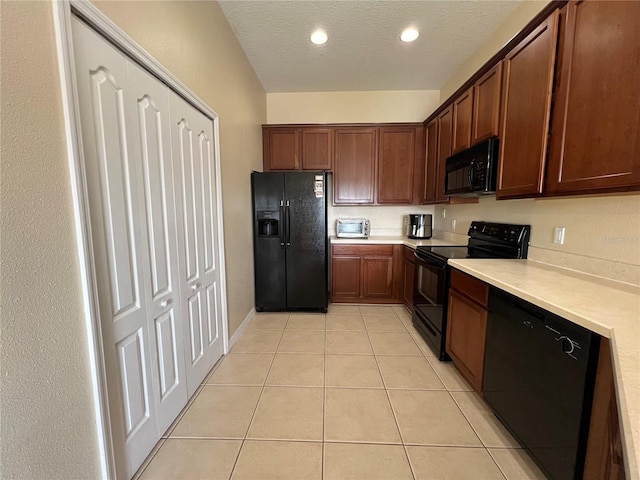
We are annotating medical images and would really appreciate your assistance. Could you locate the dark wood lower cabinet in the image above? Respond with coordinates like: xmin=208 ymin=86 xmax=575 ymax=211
xmin=446 ymin=270 xmax=489 ymax=393
xmin=331 ymin=255 xmax=361 ymax=299
xmin=584 ymin=337 xmax=626 ymax=480
xmin=331 ymin=244 xmax=402 ymax=303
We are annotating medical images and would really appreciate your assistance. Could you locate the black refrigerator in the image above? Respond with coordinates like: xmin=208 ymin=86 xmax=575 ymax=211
xmin=251 ymin=171 xmax=328 ymax=312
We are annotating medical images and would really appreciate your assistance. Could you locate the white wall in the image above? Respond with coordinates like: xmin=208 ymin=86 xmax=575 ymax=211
xmin=0 ymin=1 xmax=265 ymax=477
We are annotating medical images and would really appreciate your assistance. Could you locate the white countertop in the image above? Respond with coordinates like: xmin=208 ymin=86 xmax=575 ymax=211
xmin=448 ymin=258 xmax=640 ymax=479
xmin=330 ymin=235 xmax=467 ymax=249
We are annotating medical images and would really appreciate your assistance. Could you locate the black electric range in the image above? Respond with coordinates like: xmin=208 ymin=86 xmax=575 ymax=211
xmin=412 ymin=221 xmax=531 ymax=360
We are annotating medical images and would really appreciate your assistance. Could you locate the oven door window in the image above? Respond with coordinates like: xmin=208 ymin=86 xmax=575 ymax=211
xmin=414 ymin=260 xmax=447 ymax=332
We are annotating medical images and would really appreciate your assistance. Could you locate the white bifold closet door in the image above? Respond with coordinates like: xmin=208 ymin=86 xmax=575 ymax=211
xmin=169 ymin=93 xmax=224 ymax=397
xmin=71 ymin=17 xmax=223 ymax=479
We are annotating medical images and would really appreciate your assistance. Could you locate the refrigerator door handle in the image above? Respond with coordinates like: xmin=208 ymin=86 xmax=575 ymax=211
xmin=279 ymin=200 xmax=285 ymax=249
xmin=285 ymin=200 xmax=291 ymax=248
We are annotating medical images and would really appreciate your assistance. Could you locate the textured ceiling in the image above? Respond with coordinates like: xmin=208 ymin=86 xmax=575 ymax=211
xmin=218 ymin=0 xmax=523 ymax=93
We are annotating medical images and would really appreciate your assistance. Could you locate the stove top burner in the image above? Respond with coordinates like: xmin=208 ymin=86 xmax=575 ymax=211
xmin=424 ymin=246 xmax=471 ymax=260
xmin=416 ymin=221 xmax=531 ymax=263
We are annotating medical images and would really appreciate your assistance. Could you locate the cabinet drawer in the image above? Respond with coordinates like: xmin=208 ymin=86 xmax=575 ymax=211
xmin=332 ymin=244 xmax=394 ymax=256
xmin=403 ymin=246 xmax=416 ymax=263
xmin=450 ymin=269 xmax=488 ymax=308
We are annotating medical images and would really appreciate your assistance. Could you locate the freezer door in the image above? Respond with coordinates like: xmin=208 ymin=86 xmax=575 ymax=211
xmin=251 ymin=172 xmax=286 ymax=310
xmin=284 ymin=172 xmax=328 ymax=310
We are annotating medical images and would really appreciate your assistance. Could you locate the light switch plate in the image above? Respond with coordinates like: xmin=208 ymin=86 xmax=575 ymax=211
xmin=553 ymin=227 xmax=566 ymax=245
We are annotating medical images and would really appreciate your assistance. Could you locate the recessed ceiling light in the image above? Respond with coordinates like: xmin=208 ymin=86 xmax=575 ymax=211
xmin=310 ymin=29 xmax=328 ymax=45
xmin=401 ymin=27 xmax=419 ymax=43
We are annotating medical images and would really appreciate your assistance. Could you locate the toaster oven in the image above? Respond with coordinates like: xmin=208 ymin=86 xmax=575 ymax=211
xmin=336 ymin=218 xmax=370 ymax=238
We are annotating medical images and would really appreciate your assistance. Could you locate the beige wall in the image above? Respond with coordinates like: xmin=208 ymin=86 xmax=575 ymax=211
xmin=435 ymin=195 xmax=640 ymax=284
xmin=439 ymin=0 xmax=550 ymax=102
xmin=434 ymin=0 xmax=640 ymax=285
xmin=1 ymin=0 xmax=265 ymax=477
xmin=0 ymin=2 xmax=102 ymax=478
xmin=267 ymin=90 xmax=439 ymax=124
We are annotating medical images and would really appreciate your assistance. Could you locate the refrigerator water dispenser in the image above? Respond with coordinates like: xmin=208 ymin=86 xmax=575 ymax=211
xmin=257 ymin=211 xmax=279 ymax=237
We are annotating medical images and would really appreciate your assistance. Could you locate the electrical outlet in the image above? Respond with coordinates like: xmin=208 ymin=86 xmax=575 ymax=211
xmin=452 ymin=219 xmax=457 ymax=229
xmin=553 ymin=227 xmax=566 ymax=245
xmin=442 ymin=209 xmax=446 ymax=219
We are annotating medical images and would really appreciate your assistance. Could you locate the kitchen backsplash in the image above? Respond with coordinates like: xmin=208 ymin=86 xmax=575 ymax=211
xmin=434 ymin=194 xmax=640 ymax=286
xmin=325 ymin=177 xmax=435 ymax=236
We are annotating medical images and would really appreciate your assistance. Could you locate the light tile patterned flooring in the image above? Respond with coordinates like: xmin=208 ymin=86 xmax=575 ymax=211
xmin=136 ymin=304 xmax=547 ymax=480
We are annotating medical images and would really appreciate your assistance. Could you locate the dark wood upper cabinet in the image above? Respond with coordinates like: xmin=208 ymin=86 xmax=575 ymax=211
xmin=263 ymin=127 xmax=299 ymax=170
xmin=333 ymin=128 xmax=377 ymax=204
xmin=497 ymin=11 xmax=559 ymax=199
xmin=301 ymin=128 xmax=333 ymax=171
xmin=435 ymin=106 xmax=453 ymax=203
xmin=546 ymin=0 xmax=640 ymax=195
xmin=452 ymin=87 xmax=474 ymax=154
xmin=263 ymin=126 xmax=332 ymax=171
xmin=377 ymin=127 xmax=416 ymax=204
xmin=472 ymin=62 xmax=502 ymax=145
xmin=423 ymin=119 xmax=438 ymax=204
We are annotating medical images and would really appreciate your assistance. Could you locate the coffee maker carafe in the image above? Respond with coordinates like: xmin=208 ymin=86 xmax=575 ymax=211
xmin=407 ymin=214 xmax=432 ymax=239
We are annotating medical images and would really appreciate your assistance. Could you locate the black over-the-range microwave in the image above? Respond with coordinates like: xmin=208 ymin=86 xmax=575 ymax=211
xmin=444 ymin=137 xmax=499 ymax=197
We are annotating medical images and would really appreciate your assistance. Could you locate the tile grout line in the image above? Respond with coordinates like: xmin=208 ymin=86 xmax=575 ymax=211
xmin=227 ymin=312 xmax=289 ymax=479
xmin=486 ymin=448 xmax=511 ymax=480
xmin=363 ymin=313 xmax=417 ymax=480
xmin=322 ymin=317 xmax=327 ymax=480
xmin=137 ymin=346 xmax=228 ymax=477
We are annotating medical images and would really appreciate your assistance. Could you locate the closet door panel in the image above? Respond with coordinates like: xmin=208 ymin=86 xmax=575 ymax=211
xmin=71 ymin=17 xmax=157 ymax=479
xmin=170 ymin=93 xmax=223 ymax=396
xmin=126 ymin=60 xmax=188 ymax=435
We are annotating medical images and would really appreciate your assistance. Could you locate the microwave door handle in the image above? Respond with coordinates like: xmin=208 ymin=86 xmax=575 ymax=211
xmin=279 ymin=200 xmax=285 ymax=249
xmin=468 ymin=160 xmax=476 ymax=188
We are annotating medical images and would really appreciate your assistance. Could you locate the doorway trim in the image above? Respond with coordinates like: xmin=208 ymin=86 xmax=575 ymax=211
xmin=52 ymin=2 xmax=230 ymax=477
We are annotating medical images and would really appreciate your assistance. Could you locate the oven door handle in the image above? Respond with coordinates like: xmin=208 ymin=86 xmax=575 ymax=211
xmin=414 ymin=251 xmax=447 ymax=269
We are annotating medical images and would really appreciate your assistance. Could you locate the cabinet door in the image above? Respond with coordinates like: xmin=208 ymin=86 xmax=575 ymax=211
xmin=584 ymin=338 xmax=626 ymax=480
xmin=446 ymin=289 xmax=488 ymax=393
xmin=472 ymin=62 xmax=502 ymax=145
xmin=331 ymin=256 xmax=362 ymax=298
xmin=547 ymin=1 xmax=640 ymax=195
xmin=402 ymin=258 xmax=415 ymax=309
xmin=423 ymin=119 xmax=438 ymax=204
xmin=452 ymin=87 xmax=474 ymax=154
xmin=301 ymin=128 xmax=333 ymax=171
xmin=377 ymin=127 xmax=416 ymax=204
xmin=435 ymin=106 xmax=453 ymax=203
xmin=333 ymin=128 xmax=377 ymax=204
xmin=362 ymin=256 xmax=393 ymax=298
xmin=497 ymin=11 xmax=559 ymax=199
xmin=264 ymin=127 xmax=299 ymax=170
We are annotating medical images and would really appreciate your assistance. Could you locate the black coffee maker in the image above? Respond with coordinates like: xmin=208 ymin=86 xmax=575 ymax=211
xmin=407 ymin=214 xmax=432 ymax=239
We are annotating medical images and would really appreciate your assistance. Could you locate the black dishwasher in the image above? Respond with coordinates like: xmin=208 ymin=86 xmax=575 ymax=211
xmin=483 ymin=288 xmax=599 ymax=480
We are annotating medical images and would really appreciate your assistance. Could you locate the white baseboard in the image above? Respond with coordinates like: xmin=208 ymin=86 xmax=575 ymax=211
xmin=228 ymin=308 xmax=255 ymax=349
